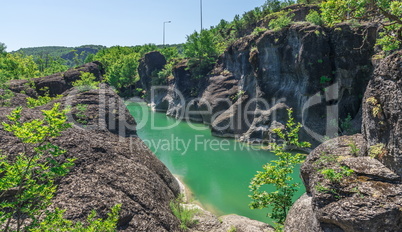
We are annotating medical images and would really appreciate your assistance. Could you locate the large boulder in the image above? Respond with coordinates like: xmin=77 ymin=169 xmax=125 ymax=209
xmin=138 ymin=51 xmax=167 ymax=95
xmin=284 ymin=193 xmax=321 ymax=232
xmin=0 ymin=63 xmax=182 ymax=231
xmin=285 ymin=134 xmax=402 ymax=232
xmin=62 ymin=87 xmax=136 ymax=137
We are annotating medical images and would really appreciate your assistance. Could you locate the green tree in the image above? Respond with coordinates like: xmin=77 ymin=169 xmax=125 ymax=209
xmin=0 ymin=53 xmax=39 ymax=85
xmin=320 ymin=0 xmax=402 ymax=51
xmin=26 ymin=87 xmax=63 ymax=108
xmin=0 ymin=104 xmax=74 ymax=231
xmin=34 ymin=53 xmax=68 ymax=76
xmin=306 ymin=10 xmax=323 ymax=26
xmin=268 ymin=11 xmax=295 ymax=31
xmin=263 ymin=0 xmax=284 ymax=13
xmin=84 ymin=53 xmax=95 ymax=63
xmin=94 ymin=45 xmax=158 ymax=93
xmin=249 ymin=108 xmax=310 ymax=228
xmin=184 ymin=30 xmax=219 ymax=79
xmin=184 ymin=30 xmax=219 ymax=60
xmin=0 ymin=42 xmax=6 ymax=55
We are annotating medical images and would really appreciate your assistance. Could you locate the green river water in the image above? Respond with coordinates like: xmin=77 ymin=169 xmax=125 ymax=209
xmin=127 ymin=102 xmax=305 ymax=225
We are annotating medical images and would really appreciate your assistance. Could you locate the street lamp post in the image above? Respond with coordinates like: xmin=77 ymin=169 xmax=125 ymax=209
xmin=200 ymin=0 xmax=203 ymax=31
xmin=163 ymin=21 xmax=171 ymax=47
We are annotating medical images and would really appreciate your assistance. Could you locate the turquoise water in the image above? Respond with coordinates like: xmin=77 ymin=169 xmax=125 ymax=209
xmin=127 ymin=102 xmax=305 ymax=224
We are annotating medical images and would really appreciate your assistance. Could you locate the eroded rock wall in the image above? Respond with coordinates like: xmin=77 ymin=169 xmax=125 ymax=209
xmin=141 ymin=23 xmax=377 ymax=147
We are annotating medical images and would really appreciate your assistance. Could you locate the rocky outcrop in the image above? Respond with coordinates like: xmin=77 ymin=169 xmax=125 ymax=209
xmin=362 ymin=51 xmax=402 ymax=176
xmin=138 ymin=51 xmax=167 ymax=94
xmin=285 ymin=134 xmax=402 ymax=232
xmin=212 ymin=22 xmax=376 ymax=146
xmin=285 ymin=51 xmax=402 ymax=232
xmin=7 ymin=61 xmax=104 ymax=97
xmin=143 ymin=21 xmax=377 ymax=147
xmin=0 ymin=64 xmax=182 ymax=231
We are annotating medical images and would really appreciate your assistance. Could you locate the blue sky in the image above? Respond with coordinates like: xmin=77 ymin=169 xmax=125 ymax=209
xmin=2 ymin=0 xmax=266 ymax=52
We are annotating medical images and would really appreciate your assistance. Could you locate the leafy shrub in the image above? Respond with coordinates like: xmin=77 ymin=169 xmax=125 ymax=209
xmin=27 ymin=95 xmax=53 ymax=108
xmin=348 ymin=141 xmax=360 ymax=156
xmin=366 ymin=97 xmax=382 ymax=118
xmin=26 ymin=87 xmax=62 ymax=108
xmin=268 ymin=11 xmax=294 ymax=31
xmin=1 ymin=104 xmax=73 ymax=231
xmin=156 ymin=60 xmax=177 ymax=84
xmin=75 ymin=104 xmax=89 ymax=125
xmin=230 ymin=90 xmax=246 ymax=102
xmin=320 ymin=75 xmax=331 ymax=84
xmin=377 ymin=23 xmax=402 ymax=51
xmin=249 ymin=108 xmax=311 ymax=227
xmin=320 ymin=166 xmax=354 ymax=183
xmin=262 ymin=0 xmax=294 ymax=14
xmin=0 ymin=53 xmax=39 ymax=84
xmin=320 ymin=0 xmax=402 ymax=52
xmin=72 ymin=71 xmax=100 ymax=90
xmin=340 ymin=113 xmax=353 ymax=134
xmin=0 ymin=89 xmax=14 ymax=107
xmin=184 ymin=30 xmax=219 ymax=61
xmin=252 ymin=27 xmax=268 ymax=36
xmin=306 ymin=10 xmax=323 ymax=26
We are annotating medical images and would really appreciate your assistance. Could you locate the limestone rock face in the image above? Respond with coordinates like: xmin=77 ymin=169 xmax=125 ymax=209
xmin=362 ymin=51 xmax=402 ymax=176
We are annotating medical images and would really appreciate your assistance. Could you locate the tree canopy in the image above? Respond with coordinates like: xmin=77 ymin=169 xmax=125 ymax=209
xmin=321 ymin=0 xmax=402 ymax=51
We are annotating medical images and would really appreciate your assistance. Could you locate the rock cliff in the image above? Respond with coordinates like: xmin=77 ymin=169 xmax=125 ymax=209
xmin=284 ymin=51 xmax=402 ymax=232
xmin=140 ymin=22 xmax=377 ymax=147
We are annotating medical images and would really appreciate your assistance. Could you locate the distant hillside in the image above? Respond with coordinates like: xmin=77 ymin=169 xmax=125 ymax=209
xmin=15 ymin=45 xmax=105 ymax=57
xmin=14 ymin=45 xmax=106 ymax=67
